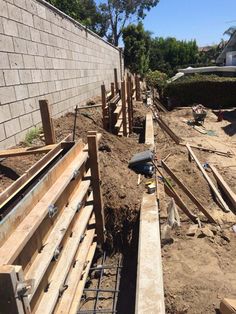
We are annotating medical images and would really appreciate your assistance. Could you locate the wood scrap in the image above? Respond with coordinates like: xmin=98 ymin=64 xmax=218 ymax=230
xmin=186 ymin=143 xmax=231 ymax=213
xmin=220 ymin=298 xmax=236 ymax=314
xmin=180 ymin=143 xmax=233 ymax=157
xmin=0 ymin=144 xmax=57 ymax=158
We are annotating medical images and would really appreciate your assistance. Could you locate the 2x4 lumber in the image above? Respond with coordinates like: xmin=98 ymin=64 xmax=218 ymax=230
xmin=0 ymin=144 xmax=57 ymax=158
xmin=87 ymin=131 xmax=105 ymax=244
xmin=111 ymin=82 xmax=115 ymax=98
xmin=114 ymin=68 xmax=119 ymax=93
xmin=135 ymin=75 xmax=141 ymax=101
xmin=121 ymin=81 xmax=128 ymax=137
xmin=39 ymin=100 xmax=56 ymax=145
xmin=68 ymin=241 xmax=97 ymax=314
xmin=209 ymin=164 xmax=236 ymax=209
xmin=162 ymin=161 xmax=216 ymax=223
xmin=154 ymin=98 xmax=168 ymax=113
xmin=186 ymin=143 xmax=231 ymax=213
xmin=145 ymin=112 xmax=155 ymax=149
xmin=26 ymin=180 xmax=92 ymax=301
xmin=135 ymin=192 xmax=165 ymax=314
xmin=55 ymin=226 xmax=95 ymax=313
xmin=0 ymin=142 xmax=88 ymax=265
xmin=127 ymin=76 xmax=133 ymax=134
xmin=0 ymin=265 xmax=25 ymax=314
xmin=35 ymin=216 xmax=95 ymax=314
xmin=180 ymin=143 xmax=233 ymax=157
xmin=101 ymin=84 xmax=107 ymax=130
xmin=0 ymin=139 xmax=79 ymax=247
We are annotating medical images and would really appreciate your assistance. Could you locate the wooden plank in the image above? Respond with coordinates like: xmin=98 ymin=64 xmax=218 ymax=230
xmin=209 ymin=164 xmax=236 ymax=209
xmin=121 ymin=81 xmax=128 ymax=137
xmin=25 ymin=180 xmax=92 ymax=301
xmin=0 ymin=139 xmax=79 ymax=247
xmin=164 ymin=183 xmax=198 ymax=223
xmin=111 ymin=82 xmax=115 ymax=98
xmin=135 ymin=192 xmax=165 ymax=314
xmin=186 ymin=143 xmax=231 ymax=213
xmin=101 ymin=84 xmax=107 ymax=130
xmin=35 ymin=216 xmax=95 ymax=314
xmin=145 ymin=112 xmax=155 ymax=149
xmin=0 ymin=265 xmax=25 ymax=314
xmin=0 ymin=144 xmax=57 ymax=158
xmin=39 ymin=99 xmax=56 ymax=145
xmin=114 ymin=68 xmax=119 ymax=93
xmin=127 ymin=76 xmax=133 ymax=134
xmin=154 ymin=98 xmax=168 ymax=113
xmin=179 ymin=143 xmax=233 ymax=157
xmin=162 ymin=160 xmax=217 ymax=223
xmin=55 ymin=226 xmax=95 ymax=313
xmin=87 ymin=131 xmax=105 ymax=244
xmin=15 ymin=265 xmax=31 ymax=314
xmin=220 ymin=298 xmax=236 ymax=314
xmin=135 ymin=74 xmax=141 ymax=101
xmin=156 ymin=115 xmax=181 ymax=144
xmin=69 ymin=242 xmax=97 ymax=314
xmin=0 ymin=142 xmax=88 ymax=264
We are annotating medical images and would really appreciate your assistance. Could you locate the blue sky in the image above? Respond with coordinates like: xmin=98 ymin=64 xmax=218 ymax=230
xmin=96 ymin=0 xmax=236 ymax=46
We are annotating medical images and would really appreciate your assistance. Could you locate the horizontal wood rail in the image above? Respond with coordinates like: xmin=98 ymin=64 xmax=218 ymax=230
xmin=0 ymin=132 xmax=104 ymax=314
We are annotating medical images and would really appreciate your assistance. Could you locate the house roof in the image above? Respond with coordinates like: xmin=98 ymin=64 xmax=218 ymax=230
xmin=216 ymin=27 xmax=236 ymax=64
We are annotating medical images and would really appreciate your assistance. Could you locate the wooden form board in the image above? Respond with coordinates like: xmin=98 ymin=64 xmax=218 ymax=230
xmin=0 ymin=144 xmax=57 ymax=158
xmin=220 ymin=298 xmax=236 ymax=314
xmin=136 ymin=192 xmax=165 ymax=314
xmin=39 ymin=100 xmax=56 ymax=145
xmin=0 ymin=132 xmax=104 ymax=313
xmin=186 ymin=144 xmax=231 ymax=213
xmin=145 ymin=112 xmax=155 ymax=149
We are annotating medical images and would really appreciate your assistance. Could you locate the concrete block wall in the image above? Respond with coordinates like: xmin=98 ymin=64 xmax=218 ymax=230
xmin=0 ymin=0 xmax=122 ymax=149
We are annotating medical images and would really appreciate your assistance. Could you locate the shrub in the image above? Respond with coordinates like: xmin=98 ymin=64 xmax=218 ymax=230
xmin=164 ymin=74 xmax=236 ymax=108
xmin=146 ymin=70 xmax=168 ymax=96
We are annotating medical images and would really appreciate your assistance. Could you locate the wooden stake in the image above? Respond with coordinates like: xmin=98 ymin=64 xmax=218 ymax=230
xmin=111 ymin=82 xmax=115 ymax=98
xmin=39 ymin=100 xmax=56 ymax=145
xmin=101 ymin=84 xmax=107 ymax=130
xmin=114 ymin=68 xmax=119 ymax=93
xmin=87 ymin=131 xmax=105 ymax=244
xmin=126 ymin=76 xmax=132 ymax=134
xmin=186 ymin=143 xmax=231 ymax=213
xmin=135 ymin=74 xmax=141 ymax=101
xmin=121 ymin=81 xmax=128 ymax=137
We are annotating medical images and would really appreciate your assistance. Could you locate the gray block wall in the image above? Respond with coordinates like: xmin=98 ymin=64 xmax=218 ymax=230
xmin=0 ymin=0 xmax=122 ymax=149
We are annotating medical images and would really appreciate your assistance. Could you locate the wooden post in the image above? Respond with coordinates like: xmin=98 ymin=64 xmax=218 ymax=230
xmin=126 ymin=76 xmax=132 ymax=134
xmin=39 ymin=100 xmax=56 ymax=145
xmin=111 ymin=82 xmax=115 ymax=98
xmin=114 ymin=68 xmax=119 ymax=93
xmin=121 ymin=81 xmax=128 ymax=137
xmin=101 ymin=84 xmax=107 ymax=130
xmin=129 ymin=75 xmax=134 ymax=125
xmin=0 ymin=265 xmax=25 ymax=314
xmin=135 ymin=74 xmax=141 ymax=101
xmin=87 ymin=131 xmax=105 ymax=244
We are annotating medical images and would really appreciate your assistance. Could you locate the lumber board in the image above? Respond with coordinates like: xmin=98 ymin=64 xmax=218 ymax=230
xmin=186 ymin=143 xmax=231 ymax=213
xmin=220 ymin=298 xmax=236 ymax=314
xmin=39 ymin=100 xmax=56 ymax=145
xmin=0 ymin=139 xmax=81 ymax=247
xmin=26 ymin=181 xmax=92 ymax=301
xmin=209 ymin=164 xmax=236 ymax=209
xmin=164 ymin=183 xmax=198 ymax=223
xmin=114 ymin=68 xmax=119 ymax=93
xmin=35 ymin=216 xmax=95 ymax=314
xmin=154 ymin=98 xmax=168 ymax=113
xmin=55 ymin=226 xmax=95 ymax=313
xmin=0 ymin=143 xmax=88 ymax=264
xmin=69 ymin=241 xmax=97 ymax=314
xmin=0 ymin=144 xmax=57 ymax=158
xmin=15 ymin=265 xmax=31 ymax=313
xmin=121 ymin=81 xmax=128 ymax=137
xmin=162 ymin=160 xmax=217 ymax=223
xmin=180 ymin=143 xmax=233 ymax=157
xmin=135 ymin=192 xmax=165 ymax=314
xmin=145 ymin=112 xmax=155 ymax=149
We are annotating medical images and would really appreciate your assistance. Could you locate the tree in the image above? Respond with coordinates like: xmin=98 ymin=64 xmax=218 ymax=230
xmin=123 ymin=23 xmax=151 ymax=76
xmin=46 ymin=0 xmax=106 ymax=37
xmin=99 ymin=0 xmax=159 ymax=46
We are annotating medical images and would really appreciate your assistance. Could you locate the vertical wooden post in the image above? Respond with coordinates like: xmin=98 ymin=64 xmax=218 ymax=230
xmin=114 ymin=68 xmax=119 ymax=94
xmin=135 ymin=75 xmax=141 ymax=101
xmin=126 ymin=76 xmax=132 ymax=134
xmin=121 ymin=81 xmax=128 ymax=137
xmin=0 ymin=265 xmax=25 ymax=314
xmin=101 ymin=84 xmax=107 ymax=130
xmin=129 ymin=75 xmax=134 ymax=126
xmin=39 ymin=100 xmax=56 ymax=145
xmin=87 ymin=131 xmax=105 ymax=244
xmin=111 ymin=82 xmax=115 ymax=98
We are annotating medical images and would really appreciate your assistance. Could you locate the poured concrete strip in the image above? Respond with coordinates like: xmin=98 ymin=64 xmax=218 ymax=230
xmin=145 ymin=112 xmax=155 ymax=150
xmin=135 ymin=192 xmax=165 ymax=314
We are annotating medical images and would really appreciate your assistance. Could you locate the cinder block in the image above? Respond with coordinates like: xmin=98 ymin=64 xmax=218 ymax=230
xmin=4 ymin=117 xmax=21 ymax=137
xmin=27 ymin=41 xmax=38 ymax=55
xmin=35 ymin=56 xmax=45 ymax=69
xmin=0 ymin=0 xmax=8 ymax=18
xmin=30 ymin=28 xmax=40 ymax=42
xmin=13 ymin=37 xmax=27 ymax=53
xmin=41 ymin=69 xmax=51 ymax=81
xmin=28 ymin=83 xmax=39 ymax=97
xmin=0 ymin=86 xmax=16 ymax=104
xmin=37 ymin=43 xmax=47 ymax=56
xmin=19 ymin=69 xmax=32 ymax=83
xmin=2 ymin=18 xmax=18 ymax=36
xmin=8 ymin=53 xmax=23 ymax=69
xmin=38 ymin=81 xmax=48 ymax=95
xmin=25 ymin=1 xmax=38 ymax=15
xmin=7 ymin=3 xmax=22 ymax=23
xmin=19 ymin=113 xmax=33 ymax=130
xmin=0 ymin=34 xmax=14 ymax=52
xmin=17 ymin=23 xmax=30 ymax=40
xmin=9 ymin=100 xmax=24 ymax=118
xmin=37 ymin=3 xmax=46 ymax=19
xmin=31 ymin=69 xmax=42 ymax=82
xmin=0 ymin=135 xmax=16 ymax=149
xmin=0 ymin=104 xmax=11 ymax=123
xmin=14 ymin=84 xmax=28 ymax=100
xmin=32 ymin=109 xmax=41 ymax=125
xmin=0 ymin=123 xmax=6 ymax=141
xmin=3 ymin=69 xmax=20 ymax=86
xmin=22 ymin=9 xmax=34 ymax=27
xmin=33 ymin=15 xmax=44 ymax=30
xmin=14 ymin=0 xmax=27 ymax=10
xmin=23 ymin=54 xmax=35 ymax=68
xmin=0 ymin=70 xmax=5 ymax=86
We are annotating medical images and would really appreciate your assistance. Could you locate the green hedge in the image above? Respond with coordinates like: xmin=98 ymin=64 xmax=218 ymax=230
xmin=164 ymin=74 xmax=236 ymax=108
